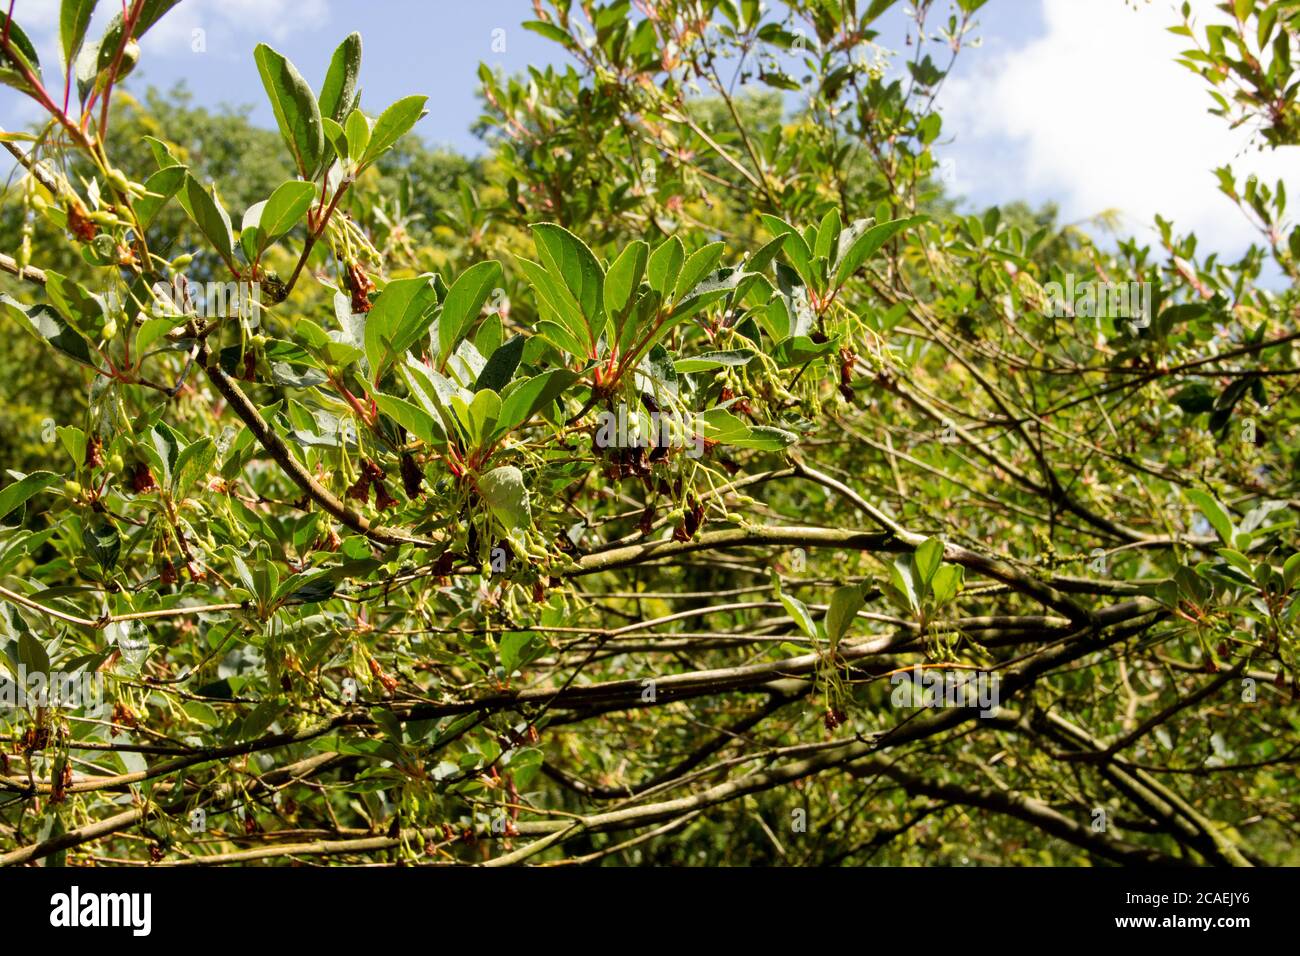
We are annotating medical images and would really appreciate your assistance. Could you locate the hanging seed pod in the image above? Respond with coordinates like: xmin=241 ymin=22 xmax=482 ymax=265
xmin=374 ymin=481 xmax=398 ymax=511
xmin=65 ymin=201 xmax=98 ymax=242
xmin=431 ymin=550 xmax=457 ymax=577
xmin=400 ymin=452 xmax=423 ymax=498
xmin=129 ymin=462 xmax=157 ymax=493
xmin=638 ymin=503 xmax=655 ymax=536
xmin=367 ymin=655 xmax=399 ymax=693
xmin=314 ymin=526 xmax=342 ymax=553
xmin=347 ymin=472 xmax=371 ymax=502
xmin=345 ymin=261 xmax=375 ymax=313
xmin=85 ymin=434 xmax=105 ymax=468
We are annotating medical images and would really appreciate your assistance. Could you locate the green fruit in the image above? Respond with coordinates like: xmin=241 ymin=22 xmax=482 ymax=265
xmin=107 ymin=454 xmax=124 ymax=473
xmin=63 ymin=480 xmax=83 ymax=499
xmin=106 ymin=167 xmax=132 ymax=193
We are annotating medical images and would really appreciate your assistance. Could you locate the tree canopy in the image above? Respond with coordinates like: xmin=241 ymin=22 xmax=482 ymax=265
xmin=0 ymin=0 xmax=1296 ymax=867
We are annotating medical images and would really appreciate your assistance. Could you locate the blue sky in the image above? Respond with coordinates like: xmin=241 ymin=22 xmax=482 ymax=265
xmin=1 ymin=1 xmax=1291 ymax=262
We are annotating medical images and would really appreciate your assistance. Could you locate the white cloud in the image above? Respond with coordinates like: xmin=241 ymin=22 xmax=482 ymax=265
xmin=9 ymin=0 xmax=60 ymax=31
xmin=1 ymin=0 xmax=330 ymax=63
xmin=141 ymin=0 xmax=333 ymax=56
xmin=938 ymin=0 xmax=1297 ymax=257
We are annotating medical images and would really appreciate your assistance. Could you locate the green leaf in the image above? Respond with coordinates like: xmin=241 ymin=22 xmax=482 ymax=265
xmin=833 ymin=215 xmax=925 ymax=288
xmin=173 ymin=437 xmax=215 ymax=494
xmin=930 ymin=564 xmax=963 ymax=605
xmin=0 ymin=12 xmax=42 ymax=86
xmin=321 ymin=116 xmax=347 ymax=163
xmin=497 ymin=368 xmax=578 ymax=434
xmin=115 ymin=0 xmax=178 ymax=39
xmin=70 ymin=37 xmax=104 ymax=103
xmin=134 ymin=164 xmax=185 ymax=228
xmin=474 ymin=335 xmax=525 ymax=393
xmin=18 ymin=633 xmax=50 ymax=676
xmin=376 ymin=395 xmax=444 ymax=448
xmin=478 ymin=465 xmax=531 ymax=531
xmin=674 ymin=349 xmax=757 ymax=373
xmin=247 ymin=180 xmax=316 ymax=258
xmin=779 ymin=231 xmax=817 ymax=289
xmin=0 ymin=472 xmax=58 ymax=523
xmin=318 ymin=32 xmax=362 ymax=125
xmin=365 ymin=276 xmax=439 ymax=380
xmin=361 ymin=95 xmax=428 ymax=165
xmin=254 ymin=43 xmax=325 ymax=179
xmin=604 ymin=240 xmax=649 ymax=317
xmin=531 ymin=223 xmax=605 ymax=344
xmin=815 ymin=208 xmax=843 ymax=260
xmin=825 ymin=583 xmax=868 ymax=649
xmin=779 ymin=593 xmax=819 ymax=641
xmin=507 ymin=747 xmax=544 ymax=788
xmin=370 ymin=707 xmax=403 ymax=744
xmin=913 ymin=536 xmax=944 ymax=589
xmin=451 ymin=389 xmax=500 ymax=449
xmin=1188 ymin=489 xmax=1235 ymax=544
xmin=517 ymin=257 xmax=592 ymax=357
xmin=889 ymin=556 xmax=920 ymax=614
xmin=178 ymin=174 xmax=235 ymax=266
xmin=345 ymin=109 xmax=371 ymax=162
xmin=533 ymin=318 xmax=585 ymax=358
xmin=1217 ymin=548 xmax=1255 ymax=580
xmin=700 ymin=408 xmax=797 ymax=450
xmin=239 ymin=700 xmax=285 ymax=741
xmin=522 ymin=20 xmax=574 ymax=46
xmin=673 ymin=241 xmax=725 ymax=302
xmin=439 ymin=260 xmax=503 ymax=365
xmin=82 ymin=517 xmax=121 ymax=571
xmin=57 ymin=427 xmax=86 ymax=468
xmin=759 ymin=215 xmax=816 ymax=288
xmin=499 ymin=631 xmax=536 ymax=673
xmin=2 ymin=297 xmax=98 ymax=369
xmin=1283 ymin=552 xmax=1300 ymax=591
xmin=647 ymin=235 xmax=685 ymax=295
xmin=60 ymin=0 xmax=99 ymax=68
xmin=771 ymin=333 xmax=839 ymax=366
